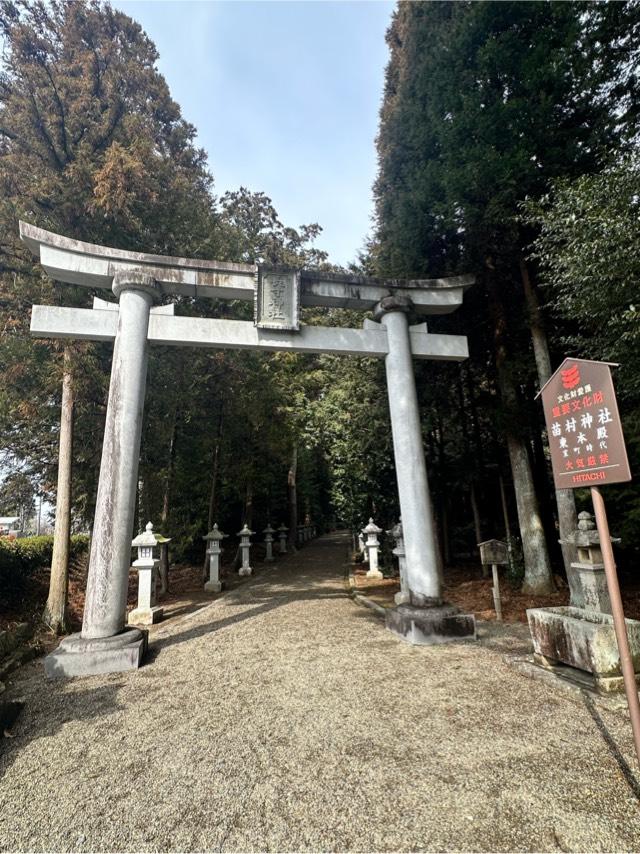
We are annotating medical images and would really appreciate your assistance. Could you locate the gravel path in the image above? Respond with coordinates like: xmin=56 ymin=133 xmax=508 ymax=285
xmin=1 ymin=531 xmax=640 ymax=853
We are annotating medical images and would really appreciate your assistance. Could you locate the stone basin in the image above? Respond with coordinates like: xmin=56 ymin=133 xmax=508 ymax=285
xmin=527 ymin=605 xmax=640 ymax=692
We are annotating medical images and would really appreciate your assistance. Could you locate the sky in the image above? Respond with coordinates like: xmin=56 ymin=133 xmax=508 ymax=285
xmin=115 ymin=0 xmax=395 ymax=267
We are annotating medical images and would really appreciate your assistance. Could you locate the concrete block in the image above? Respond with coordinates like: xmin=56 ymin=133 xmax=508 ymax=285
xmin=44 ymin=629 xmax=147 ymax=679
xmin=386 ymin=603 xmax=476 ymax=645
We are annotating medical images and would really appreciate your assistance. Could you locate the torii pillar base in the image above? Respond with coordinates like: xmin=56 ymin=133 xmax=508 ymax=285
xmin=43 ymin=628 xmax=147 ymax=679
xmin=386 ymin=603 xmax=476 ymax=646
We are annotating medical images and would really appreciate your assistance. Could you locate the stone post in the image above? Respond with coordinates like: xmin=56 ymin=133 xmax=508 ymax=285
xmin=44 ymin=271 xmax=158 ymax=677
xmin=363 ymin=518 xmax=383 ymax=579
xmin=263 ymin=524 xmax=275 ymax=562
xmin=358 ymin=531 xmax=366 ymax=559
xmin=375 ymin=296 xmax=475 ymax=643
xmin=128 ymin=522 xmax=164 ymax=625
xmin=238 ymin=524 xmax=254 ymax=576
xmin=297 ymin=524 xmax=304 ymax=547
xmin=278 ymin=523 xmax=288 ymax=554
xmin=376 ymin=297 xmax=442 ymax=603
xmin=83 ymin=271 xmax=159 ymax=639
xmin=388 ymin=519 xmax=410 ymax=605
xmin=204 ymin=524 xmax=226 ymax=594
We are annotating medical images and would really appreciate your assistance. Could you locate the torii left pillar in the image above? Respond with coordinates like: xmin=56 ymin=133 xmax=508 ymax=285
xmin=44 ymin=270 xmax=157 ymax=678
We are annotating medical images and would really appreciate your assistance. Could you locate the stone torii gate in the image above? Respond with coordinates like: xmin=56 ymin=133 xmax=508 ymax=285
xmin=21 ymin=221 xmax=476 ymax=677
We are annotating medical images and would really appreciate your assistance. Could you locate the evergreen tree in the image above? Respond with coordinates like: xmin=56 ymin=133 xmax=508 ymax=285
xmin=374 ymin=0 xmax=640 ymax=592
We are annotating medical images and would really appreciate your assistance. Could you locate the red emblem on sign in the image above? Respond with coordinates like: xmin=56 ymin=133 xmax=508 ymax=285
xmin=561 ymin=363 xmax=580 ymax=389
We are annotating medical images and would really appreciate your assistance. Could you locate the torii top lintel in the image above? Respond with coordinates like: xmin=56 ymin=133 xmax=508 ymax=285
xmin=19 ymin=222 xmax=473 ymax=316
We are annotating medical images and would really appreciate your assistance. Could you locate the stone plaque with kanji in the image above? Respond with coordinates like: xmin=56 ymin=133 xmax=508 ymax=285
xmin=540 ymin=358 xmax=631 ymax=489
xmin=255 ymin=267 xmax=300 ymax=331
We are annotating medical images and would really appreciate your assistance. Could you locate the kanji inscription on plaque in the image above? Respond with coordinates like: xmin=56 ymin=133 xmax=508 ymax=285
xmin=540 ymin=358 xmax=631 ymax=489
xmin=255 ymin=267 xmax=300 ymax=331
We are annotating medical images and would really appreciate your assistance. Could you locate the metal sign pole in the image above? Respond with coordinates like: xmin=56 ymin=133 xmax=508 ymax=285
xmin=591 ymin=485 xmax=640 ymax=767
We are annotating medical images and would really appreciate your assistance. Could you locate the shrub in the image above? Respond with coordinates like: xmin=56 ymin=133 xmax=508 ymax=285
xmin=0 ymin=534 xmax=90 ymax=609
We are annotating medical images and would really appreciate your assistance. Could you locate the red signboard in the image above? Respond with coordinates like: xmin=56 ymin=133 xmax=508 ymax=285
xmin=540 ymin=358 xmax=632 ymax=489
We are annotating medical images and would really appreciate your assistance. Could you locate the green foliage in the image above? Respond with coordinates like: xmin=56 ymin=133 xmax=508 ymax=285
xmin=523 ymin=155 xmax=640 ymax=398
xmin=0 ymin=533 xmax=89 ymax=606
xmin=372 ymin=0 xmax=640 ymax=573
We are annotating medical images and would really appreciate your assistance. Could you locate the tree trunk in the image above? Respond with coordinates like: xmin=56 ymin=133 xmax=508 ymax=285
xmin=499 ymin=472 xmax=512 ymax=545
xmin=161 ymin=402 xmax=179 ymax=530
xmin=202 ymin=402 xmax=224 ymax=580
xmin=43 ymin=347 xmax=74 ymax=634
xmin=486 ymin=268 xmax=554 ymax=594
xmin=233 ymin=481 xmax=254 ymax=570
xmin=287 ymin=445 xmax=298 ymax=550
xmin=520 ymin=260 xmax=578 ymax=580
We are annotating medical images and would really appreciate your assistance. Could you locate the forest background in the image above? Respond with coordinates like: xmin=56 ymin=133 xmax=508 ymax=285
xmin=2 ymin=0 xmax=640 ymax=629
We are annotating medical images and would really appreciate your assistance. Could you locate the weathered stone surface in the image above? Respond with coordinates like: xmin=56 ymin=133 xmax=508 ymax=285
xmin=127 ymin=606 xmax=163 ymax=626
xmin=386 ymin=604 xmax=476 ymax=646
xmin=527 ymin=606 xmax=640 ymax=683
xmin=574 ymin=563 xmax=611 ymax=613
xmin=82 ymin=282 xmax=157 ymax=640
xmin=21 ymin=220 xmax=473 ymax=314
xmin=31 ymin=305 xmax=470 ymax=361
xmin=44 ymin=629 xmax=147 ymax=679
xmin=378 ymin=304 xmax=443 ymax=604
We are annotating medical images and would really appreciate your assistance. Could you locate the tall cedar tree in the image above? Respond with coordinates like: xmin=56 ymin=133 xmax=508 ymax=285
xmin=0 ymin=0 xmax=216 ymax=630
xmin=374 ymin=0 xmax=640 ymax=592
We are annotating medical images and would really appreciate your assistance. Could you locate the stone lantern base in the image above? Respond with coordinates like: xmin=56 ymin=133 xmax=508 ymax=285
xmin=386 ymin=603 xmax=476 ymax=645
xmin=128 ymin=605 xmax=164 ymax=626
xmin=44 ymin=628 xmax=148 ymax=679
xmin=204 ymin=579 xmax=222 ymax=594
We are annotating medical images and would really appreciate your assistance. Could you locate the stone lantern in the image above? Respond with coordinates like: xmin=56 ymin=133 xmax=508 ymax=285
xmin=128 ymin=521 xmax=163 ymax=626
xmin=362 ymin=518 xmax=383 ymax=580
xmin=277 ymin=523 xmax=288 ymax=554
xmin=203 ymin=524 xmax=226 ymax=594
xmin=565 ymin=511 xmax=615 ymax=613
xmin=388 ymin=519 xmax=409 ymax=605
xmin=237 ymin=523 xmax=254 ymax=576
xmin=263 ymin=524 xmax=275 ymax=562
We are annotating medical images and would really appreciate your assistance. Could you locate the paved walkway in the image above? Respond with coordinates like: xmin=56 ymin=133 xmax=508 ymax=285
xmin=1 ymin=532 xmax=640 ymax=852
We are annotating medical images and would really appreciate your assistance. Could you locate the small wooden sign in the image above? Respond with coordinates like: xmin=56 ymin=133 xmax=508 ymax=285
xmin=540 ymin=358 xmax=631 ymax=489
xmin=478 ymin=539 xmax=509 ymax=566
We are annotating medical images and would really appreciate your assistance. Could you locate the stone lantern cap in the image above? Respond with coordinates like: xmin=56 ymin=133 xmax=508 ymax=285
xmin=131 ymin=521 xmax=159 ymax=549
xmin=237 ymin=523 xmax=255 ymax=537
xmin=363 ymin=518 xmax=382 ymax=535
xmin=263 ymin=524 xmax=275 ymax=535
xmin=562 ymin=511 xmax=620 ymax=548
xmin=204 ymin=523 xmax=227 ymax=542
xmin=277 ymin=523 xmax=289 ymax=533
xmin=387 ymin=519 xmax=403 ymax=539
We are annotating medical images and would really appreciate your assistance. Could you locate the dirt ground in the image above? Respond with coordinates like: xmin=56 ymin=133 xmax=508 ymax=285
xmin=2 ymin=532 xmax=640 ymax=853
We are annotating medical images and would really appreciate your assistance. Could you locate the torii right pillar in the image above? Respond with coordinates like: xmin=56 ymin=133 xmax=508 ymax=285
xmin=375 ymin=296 xmax=476 ymax=644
